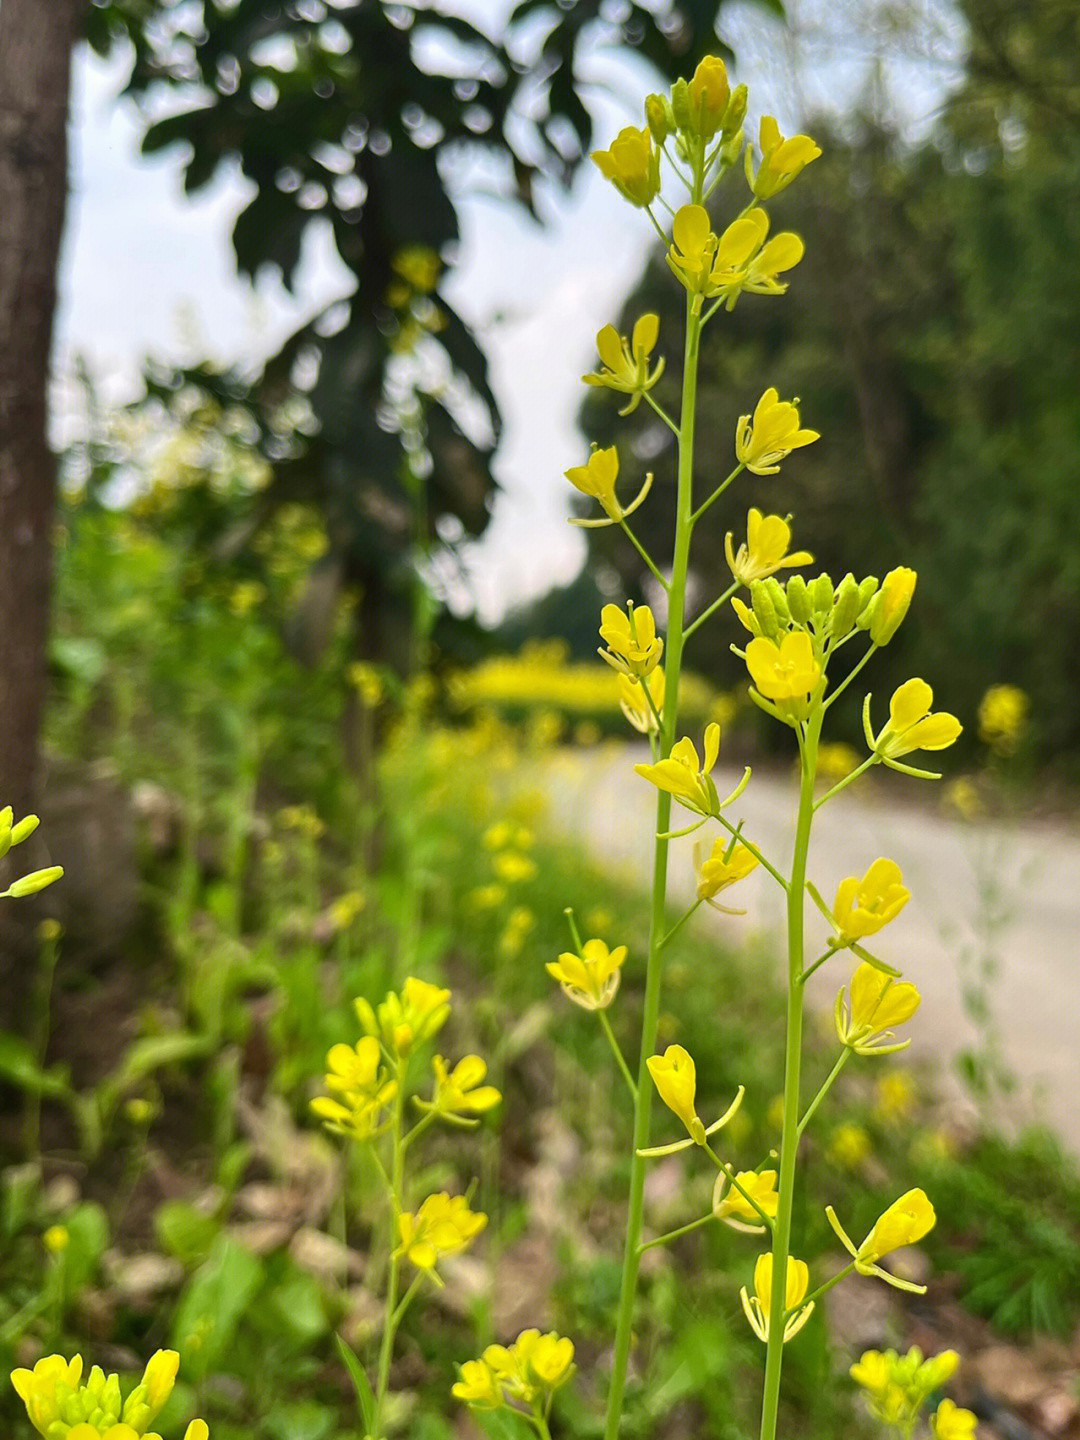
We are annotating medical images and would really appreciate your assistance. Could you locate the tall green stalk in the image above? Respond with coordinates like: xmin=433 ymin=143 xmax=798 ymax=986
xmin=603 ymin=287 xmax=703 ymax=1440
xmin=758 ymin=707 xmax=822 ymax=1440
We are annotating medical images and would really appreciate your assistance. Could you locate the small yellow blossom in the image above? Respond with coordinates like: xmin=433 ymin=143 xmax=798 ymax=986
xmin=835 ymin=962 xmax=921 ymax=1056
xmin=978 ymin=683 xmax=1029 ymax=756
xmin=932 ymin=1399 xmax=979 ymax=1438
xmin=492 ymin=851 xmax=538 ymax=883
xmin=646 ymin=1044 xmax=702 ymax=1141
xmin=827 ymin=1188 xmax=936 ymax=1292
xmin=355 ymin=977 xmax=451 ymax=1056
xmin=310 ymin=1035 xmax=398 ymax=1139
xmin=328 ymin=891 xmax=365 ymax=931
xmin=740 ymin=1254 xmax=814 ymax=1343
xmin=827 ymin=1122 xmax=871 ymax=1169
xmin=725 ymin=509 xmax=814 ymax=585
xmin=469 ymin=883 xmax=507 ymax=911
xmin=634 ymin=723 xmax=722 ymax=816
xmin=713 ymin=1168 xmax=778 ymax=1232
xmin=832 ymin=858 xmax=911 ymax=942
xmin=483 ymin=822 xmax=513 ymax=850
xmin=687 ymin=55 xmax=730 ymax=138
xmin=745 ymin=632 xmax=822 ymax=714
xmin=582 ymin=314 xmax=665 ymax=415
xmin=499 ymin=906 xmax=536 ymax=959
xmin=668 ymin=205 xmax=804 ymax=308
xmin=392 ymin=244 xmax=441 ymax=293
xmin=346 ymin=662 xmax=384 ymax=706
xmin=618 ymin=669 xmax=665 ymax=735
xmin=592 ymin=126 xmax=661 ymax=207
xmin=420 ymin=1055 xmax=501 ymax=1121
xmin=872 ymin=679 xmax=963 ymax=760
xmin=565 ymin=446 xmax=621 ymax=519
xmin=817 ymin=741 xmax=860 ymax=782
xmin=734 ymin=396 xmax=819 ymax=477
xmin=853 ymin=1348 xmax=961 ymax=1431
xmin=944 ymin=777 xmax=982 ymax=820
xmin=584 ymin=906 xmax=614 ymax=935
xmin=547 ymin=938 xmax=628 ymax=1010
xmin=693 ymin=836 xmax=759 ymax=909
xmin=748 ymin=115 xmax=822 ymax=198
xmin=453 ymin=1330 xmax=575 ymax=1411
xmin=12 ymin=1351 xmax=205 ymax=1440
xmin=37 ymin=917 xmax=64 ymax=943
xmin=4 ymin=866 xmax=65 ymax=898
xmin=397 ymin=1193 xmax=487 ymax=1279
xmin=451 ymin=1359 xmax=504 ymax=1410
xmin=599 ymin=603 xmax=663 ymax=679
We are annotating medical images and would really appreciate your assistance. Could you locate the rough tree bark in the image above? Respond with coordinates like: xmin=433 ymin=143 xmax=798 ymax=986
xmin=0 ymin=0 xmax=83 ymax=816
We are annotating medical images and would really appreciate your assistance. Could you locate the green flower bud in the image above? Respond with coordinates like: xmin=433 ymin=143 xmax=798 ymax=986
xmin=670 ymin=78 xmax=694 ymax=134
xmin=645 ymin=93 xmax=675 ymax=145
xmin=831 ymin=573 xmax=862 ymax=638
xmin=855 ymin=576 xmax=879 ymax=627
xmin=761 ymin=576 xmax=791 ymax=624
xmin=750 ymin=579 xmax=781 ymax=638
xmin=870 ymin=567 xmax=916 ymax=645
xmin=11 ymin=814 xmax=39 ymax=845
xmin=809 ymin=573 xmax=834 ymax=614
xmin=721 ymin=83 xmax=748 ymax=143
xmin=786 ymin=574 xmax=812 ymax=625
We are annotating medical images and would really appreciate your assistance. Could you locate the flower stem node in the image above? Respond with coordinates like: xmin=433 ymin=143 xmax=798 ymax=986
xmin=582 ymin=315 xmax=666 ymax=416
xmin=740 ymin=1254 xmax=814 ymax=1343
xmin=713 ymin=1168 xmax=778 ymax=1232
xmin=599 ymin=602 xmax=663 ymax=679
xmin=827 ymin=1188 xmax=936 ymax=1292
xmin=835 ymin=962 xmax=921 ymax=1056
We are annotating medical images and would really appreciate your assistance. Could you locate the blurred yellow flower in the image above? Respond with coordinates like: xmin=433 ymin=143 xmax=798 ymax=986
xmin=311 ymin=1036 xmax=398 ymax=1139
xmin=733 ymin=397 xmax=819 ymax=478
xmin=932 ymin=1399 xmax=978 ymax=1438
xmin=493 ymin=851 xmax=538 ymax=883
xmin=453 ymin=1330 xmax=575 ymax=1410
xmin=749 ymin=115 xmax=821 ymax=198
xmin=346 ymin=662 xmax=384 ymax=706
xmin=693 ymin=836 xmax=759 ymax=909
xmin=874 ymin=1069 xmax=917 ymax=1125
xmin=397 ymin=1193 xmax=487 ymax=1278
xmin=355 ymin=977 xmax=451 ymax=1056
xmin=832 ymin=858 xmax=911 ymax=942
xmin=547 ymin=938 xmax=628 ymax=1010
xmin=599 ymin=603 xmax=663 ymax=679
xmin=43 ymin=1225 xmax=70 ymax=1254
xmin=835 ymin=962 xmax=921 ymax=1056
xmin=827 ymin=1122 xmax=871 ymax=1169
xmin=592 ymin=126 xmax=661 ymax=207
xmin=944 ymin=777 xmax=982 ymax=821
xmin=740 ymin=1254 xmax=814 ymax=1343
xmin=978 ymin=683 xmax=1029 ymax=756
xmin=817 ymin=741 xmax=860 ymax=782
xmin=328 ymin=891 xmax=366 ymax=931
xmin=634 ymin=723 xmax=722 ymax=816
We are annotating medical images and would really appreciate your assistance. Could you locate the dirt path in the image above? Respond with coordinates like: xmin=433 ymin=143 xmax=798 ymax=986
xmin=547 ymin=743 xmax=1080 ymax=1155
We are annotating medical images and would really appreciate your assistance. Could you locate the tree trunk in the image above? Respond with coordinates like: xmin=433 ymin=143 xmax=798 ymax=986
xmin=0 ymin=0 xmax=81 ymax=816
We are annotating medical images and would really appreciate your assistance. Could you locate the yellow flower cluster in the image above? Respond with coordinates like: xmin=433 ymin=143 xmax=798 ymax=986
xmin=453 ymin=1329 xmax=575 ymax=1413
xmin=851 ymin=1347 xmax=976 ymax=1438
xmin=12 ymin=1352 xmax=207 ymax=1440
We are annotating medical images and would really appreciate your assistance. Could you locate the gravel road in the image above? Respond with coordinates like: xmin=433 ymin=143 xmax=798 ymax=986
xmin=546 ymin=743 xmax=1080 ymax=1155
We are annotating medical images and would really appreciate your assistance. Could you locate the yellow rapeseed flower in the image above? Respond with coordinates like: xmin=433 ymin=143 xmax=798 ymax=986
xmin=745 ymin=632 xmax=822 ymax=715
xmin=733 ymin=396 xmax=819 ymax=477
xmin=355 ymin=977 xmax=451 ymax=1056
xmin=853 ymin=1347 xmax=961 ymax=1431
xmin=592 ymin=126 xmax=660 ymax=207
xmin=693 ymin=836 xmax=759 ymax=909
xmin=978 ymin=683 xmax=1029 ymax=756
xmin=453 ymin=1330 xmax=575 ymax=1411
xmin=492 ymin=851 xmax=538 ymax=883
xmin=668 ymin=206 xmax=804 ymax=308
xmin=396 ymin=1193 xmax=487 ymax=1280
xmin=748 ymin=115 xmax=822 ymax=199
xmin=634 ymin=723 xmax=722 ymax=816
xmin=310 ymin=1035 xmax=398 ymax=1139
xmin=713 ymin=1168 xmax=778 ymax=1232
xmin=420 ymin=1055 xmax=502 ymax=1121
xmin=12 ymin=1351 xmax=206 ymax=1440
xmin=618 ymin=669 xmax=665 ymax=735
xmin=827 ymin=1122 xmax=871 ymax=1169
xmin=932 ymin=1399 xmax=979 ymax=1438
xmin=565 ymin=446 xmax=620 ymax=519
xmin=599 ymin=603 xmax=663 ymax=679
xmin=835 ymin=962 xmax=921 ymax=1056
xmin=725 ymin=508 xmax=814 ymax=584
xmin=827 ymin=1188 xmax=936 ymax=1292
xmin=832 ymin=858 xmax=911 ymax=942
xmin=582 ymin=315 xmax=665 ymax=415
xmin=547 ymin=938 xmax=628 ymax=1010
xmin=740 ymin=1254 xmax=814 ymax=1343
xmin=451 ymin=1359 xmax=504 ymax=1410
xmin=872 ymin=679 xmax=963 ymax=760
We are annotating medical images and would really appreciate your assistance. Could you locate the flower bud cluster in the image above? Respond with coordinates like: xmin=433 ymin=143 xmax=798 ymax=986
xmin=12 ymin=1352 xmax=207 ymax=1440
xmin=0 ymin=804 xmax=64 ymax=899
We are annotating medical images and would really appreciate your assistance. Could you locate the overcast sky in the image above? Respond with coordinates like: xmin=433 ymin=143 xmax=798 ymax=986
xmin=54 ymin=0 xmax=966 ymax=624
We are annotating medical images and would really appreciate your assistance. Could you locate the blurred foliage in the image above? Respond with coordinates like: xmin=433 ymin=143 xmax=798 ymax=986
xmin=571 ymin=0 xmax=1080 ymax=767
xmin=79 ymin=0 xmax=777 ymax=671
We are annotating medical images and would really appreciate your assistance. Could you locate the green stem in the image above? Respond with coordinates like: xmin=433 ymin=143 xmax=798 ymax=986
xmin=797 ymin=1049 xmax=851 ymax=1138
xmin=604 ymin=285 xmax=702 ymax=1440
xmin=703 ymin=1144 xmax=776 ymax=1232
xmin=712 ymin=813 xmax=789 ymax=891
xmin=689 ymin=465 xmax=745 ymax=525
xmin=658 ymin=898 xmax=702 ymax=951
xmin=684 ymin=580 xmax=739 ymax=640
xmin=822 ymin=641 xmax=877 ymax=712
xmin=644 ymin=390 xmax=680 ymax=437
xmin=639 ymin=1211 xmax=715 ymax=1252
xmin=373 ymin=1081 xmax=406 ymax=1436
xmin=813 ymin=753 xmax=877 ymax=810
xmin=599 ymin=1008 xmax=638 ymax=1101
xmin=619 ymin=519 xmax=670 ymax=591
xmin=797 ymin=1259 xmax=856 ymax=1313
xmin=797 ymin=949 xmax=836 ymax=986
xmin=759 ymin=708 xmax=822 ymax=1440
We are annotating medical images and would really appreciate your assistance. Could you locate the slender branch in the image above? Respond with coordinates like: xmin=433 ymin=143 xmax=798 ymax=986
xmin=620 ymin=518 xmax=670 ymax=591
xmin=644 ymin=389 xmax=680 ymax=436
xmin=823 ymin=642 xmax=877 ymax=712
xmin=713 ymin=812 xmax=789 ymax=891
xmin=599 ymin=1008 xmax=638 ymax=1101
xmin=813 ymin=755 xmax=878 ymax=811
xmin=704 ymin=1143 xmax=776 ymax=1232
xmin=658 ymin=898 xmax=703 ymax=951
xmin=639 ymin=1211 xmax=715 ymax=1253
xmin=796 ymin=1050 xmax=851 ymax=1138
xmin=797 ymin=949 xmax=836 ymax=986
xmin=690 ymin=464 xmax=745 ymax=525
xmin=684 ymin=581 xmax=739 ymax=640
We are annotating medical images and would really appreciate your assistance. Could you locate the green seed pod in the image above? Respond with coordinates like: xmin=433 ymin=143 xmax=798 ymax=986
xmin=762 ymin=576 xmax=791 ymax=624
xmin=786 ymin=574 xmax=812 ymax=625
xmin=809 ymin=573 xmax=834 ymax=614
xmin=831 ymin=573 xmax=862 ymax=638
xmin=750 ymin=579 xmax=781 ymax=638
